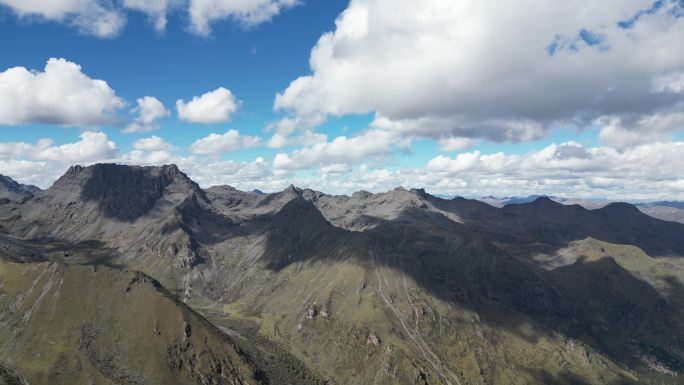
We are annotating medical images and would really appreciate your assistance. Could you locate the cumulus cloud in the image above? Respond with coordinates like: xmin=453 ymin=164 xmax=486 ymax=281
xmin=275 ymin=0 xmax=684 ymax=146
xmin=597 ymin=111 xmax=684 ymax=148
xmin=437 ymin=137 xmax=477 ymax=152
xmin=188 ymin=0 xmax=300 ymax=36
xmin=269 ymin=141 xmax=684 ymax=199
xmin=1 ymin=132 xmax=684 ymax=200
xmin=0 ymin=139 xmax=53 ymax=159
xmin=122 ymin=0 xmax=174 ymax=32
xmin=272 ymin=129 xmax=397 ymax=170
xmin=133 ymin=136 xmax=174 ymax=151
xmin=0 ymin=0 xmax=125 ymax=37
xmin=422 ymin=141 xmax=684 ymax=195
xmin=177 ymin=156 xmax=272 ymax=187
xmin=0 ymin=131 xmax=271 ymax=189
xmin=177 ymin=87 xmax=241 ymax=124
xmin=0 ymin=58 xmax=125 ymax=127
xmin=0 ymin=131 xmax=119 ymax=186
xmin=266 ymin=130 xmax=327 ymax=149
xmin=0 ymin=131 xmax=119 ymax=164
xmin=124 ymin=96 xmax=170 ymax=133
xmin=0 ymin=0 xmax=296 ymax=36
xmin=36 ymin=131 xmax=118 ymax=162
xmin=264 ymin=115 xmax=327 ymax=148
xmin=190 ymin=129 xmax=260 ymax=154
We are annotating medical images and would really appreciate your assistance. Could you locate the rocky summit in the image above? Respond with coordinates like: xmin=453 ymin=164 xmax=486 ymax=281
xmin=1 ymin=163 xmax=684 ymax=385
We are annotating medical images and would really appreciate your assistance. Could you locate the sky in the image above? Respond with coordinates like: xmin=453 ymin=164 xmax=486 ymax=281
xmin=0 ymin=0 xmax=683 ymax=199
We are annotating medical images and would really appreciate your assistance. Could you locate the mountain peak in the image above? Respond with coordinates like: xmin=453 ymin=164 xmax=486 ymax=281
xmin=600 ymin=201 xmax=641 ymax=214
xmin=0 ymin=174 xmax=40 ymax=202
xmin=49 ymin=163 xmax=202 ymax=221
xmin=410 ymin=187 xmax=425 ymax=194
xmin=532 ymin=196 xmax=554 ymax=204
xmin=281 ymin=184 xmax=301 ymax=196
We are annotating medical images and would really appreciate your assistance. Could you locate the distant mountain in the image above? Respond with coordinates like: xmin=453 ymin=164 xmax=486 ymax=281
xmin=1 ymin=164 xmax=684 ymax=385
xmin=0 ymin=174 xmax=40 ymax=202
xmin=479 ymin=196 xmax=684 ymax=222
xmin=478 ymin=195 xmax=612 ymax=209
xmin=637 ymin=201 xmax=684 ymax=224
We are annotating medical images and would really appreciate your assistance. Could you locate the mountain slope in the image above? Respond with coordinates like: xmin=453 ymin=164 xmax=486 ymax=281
xmin=1 ymin=164 xmax=684 ymax=385
xmin=0 ymin=175 xmax=39 ymax=203
xmin=0 ymin=259 xmax=262 ymax=385
xmin=638 ymin=202 xmax=684 ymax=224
xmin=7 ymin=164 xmax=227 ymax=272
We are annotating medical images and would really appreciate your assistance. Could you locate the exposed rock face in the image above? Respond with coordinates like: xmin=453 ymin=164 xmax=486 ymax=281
xmin=366 ymin=333 xmax=381 ymax=346
xmin=0 ymin=174 xmax=39 ymax=202
xmin=6 ymin=164 xmax=216 ymax=270
xmin=47 ymin=163 xmax=201 ymax=221
xmin=1 ymin=164 xmax=684 ymax=385
xmin=76 ymin=163 xmax=194 ymax=221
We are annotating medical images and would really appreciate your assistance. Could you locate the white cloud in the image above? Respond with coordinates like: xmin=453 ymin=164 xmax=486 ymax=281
xmin=36 ymin=131 xmax=118 ymax=162
xmin=264 ymin=115 xmax=327 ymax=148
xmin=0 ymin=58 xmax=125 ymax=127
xmin=0 ymin=130 xmax=264 ymax=189
xmin=1 ymin=131 xmax=684 ymax=200
xmin=190 ymin=129 xmax=260 ymax=154
xmin=124 ymin=96 xmax=170 ymax=133
xmin=422 ymin=141 xmax=684 ymax=193
xmin=176 ymin=87 xmax=241 ymax=124
xmin=598 ymin=111 xmax=684 ymax=148
xmin=320 ymin=163 xmax=352 ymax=174
xmin=437 ymin=137 xmax=477 ymax=152
xmin=0 ymin=159 xmax=53 ymax=187
xmin=0 ymin=139 xmax=53 ymax=159
xmin=122 ymin=150 xmax=175 ymax=165
xmin=133 ymin=136 xmax=174 ymax=151
xmin=653 ymin=72 xmax=684 ymax=94
xmin=266 ymin=130 xmax=327 ymax=149
xmin=188 ymin=0 xmax=300 ymax=36
xmin=276 ymin=0 xmax=684 ymax=146
xmin=0 ymin=132 xmax=275 ymax=190
xmin=0 ymin=0 xmax=126 ymax=37
xmin=272 ymin=129 xmax=397 ymax=170
xmin=0 ymin=0 xmax=297 ymax=36
xmin=269 ymin=140 xmax=684 ymax=199
xmin=122 ymin=0 xmax=174 ymax=32
xmin=177 ymin=156 xmax=272 ymax=187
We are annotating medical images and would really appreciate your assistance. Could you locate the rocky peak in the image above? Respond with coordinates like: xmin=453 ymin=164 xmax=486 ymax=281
xmin=410 ymin=188 xmax=428 ymax=198
xmin=277 ymin=184 xmax=303 ymax=200
xmin=531 ymin=196 xmax=556 ymax=205
xmin=284 ymin=184 xmax=300 ymax=194
xmin=0 ymin=174 xmax=40 ymax=201
xmin=351 ymin=190 xmax=373 ymax=200
xmin=48 ymin=163 xmax=202 ymax=221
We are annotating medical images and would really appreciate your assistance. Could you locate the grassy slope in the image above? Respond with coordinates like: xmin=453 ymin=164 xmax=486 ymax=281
xmin=0 ymin=261 xmax=261 ymax=385
xmin=182 ymin=243 xmax=642 ymax=385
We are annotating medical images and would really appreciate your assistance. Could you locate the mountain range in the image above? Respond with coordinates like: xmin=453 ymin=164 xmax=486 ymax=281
xmin=0 ymin=163 xmax=683 ymax=385
xmin=479 ymin=195 xmax=684 ymax=224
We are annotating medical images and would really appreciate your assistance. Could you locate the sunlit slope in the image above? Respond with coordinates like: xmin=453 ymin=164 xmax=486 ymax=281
xmin=0 ymin=261 xmax=261 ymax=385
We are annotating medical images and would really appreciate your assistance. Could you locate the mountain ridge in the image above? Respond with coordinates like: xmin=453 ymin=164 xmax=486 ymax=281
xmin=1 ymin=163 xmax=684 ymax=385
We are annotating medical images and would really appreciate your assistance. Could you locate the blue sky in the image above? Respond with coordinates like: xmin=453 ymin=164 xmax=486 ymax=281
xmin=0 ymin=0 xmax=683 ymax=199
xmin=0 ymin=1 xmax=347 ymax=155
